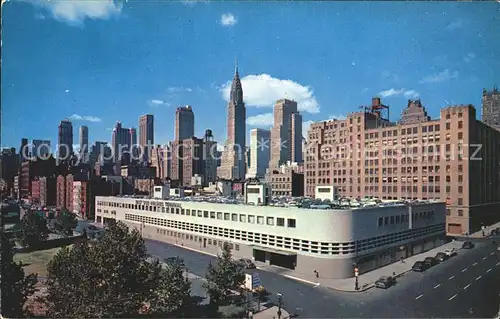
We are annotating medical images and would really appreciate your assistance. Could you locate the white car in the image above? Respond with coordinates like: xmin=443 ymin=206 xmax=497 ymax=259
xmin=444 ymin=248 xmax=457 ymax=257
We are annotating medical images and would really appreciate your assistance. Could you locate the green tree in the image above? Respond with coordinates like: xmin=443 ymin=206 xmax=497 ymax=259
xmin=20 ymin=211 xmax=49 ymax=248
xmin=203 ymin=242 xmax=245 ymax=306
xmin=0 ymin=230 xmax=38 ymax=317
xmin=55 ymin=209 xmax=78 ymax=236
xmin=147 ymin=258 xmax=196 ymax=317
xmin=44 ymin=221 xmax=196 ymax=318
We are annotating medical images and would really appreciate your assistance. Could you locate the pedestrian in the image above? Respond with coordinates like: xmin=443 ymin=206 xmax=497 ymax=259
xmin=393 ymin=271 xmax=396 ymax=277
xmin=400 ymin=256 xmax=405 ymax=263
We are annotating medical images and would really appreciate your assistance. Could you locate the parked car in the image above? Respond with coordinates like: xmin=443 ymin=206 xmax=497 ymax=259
xmin=435 ymin=252 xmax=449 ymax=262
xmin=444 ymin=248 xmax=457 ymax=257
xmin=375 ymin=276 xmax=395 ymax=289
xmin=412 ymin=261 xmax=428 ymax=272
xmin=462 ymin=241 xmax=475 ymax=249
xmin=424 ymin=256 xmax=438 ymax=267
xmin=237 ymin=258 xmax=256 ymax=269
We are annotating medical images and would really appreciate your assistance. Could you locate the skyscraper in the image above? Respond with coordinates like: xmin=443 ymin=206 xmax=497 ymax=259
xmin=79 ymin=125 xmax=89 ymax=163
xmin=217 ymin=64 xmax=246 ymax=180
xmin=139 ymin=114 xmax=154 ymax=163
xmin=482 ymin=88 xmax=500 ymax=131
xmin=246 ymin=128 xmax=270 ymax=179
xmin=269 ymin=99 xmax=303 ymax=169
xmin=58 ymin=119 xmax=73 ymax=160
xmin=19 ymin=138 xmax=29 ymax=162
xmin=111 ymin=122 xmax=131 ymax=162
xmin=175 ymin=106 xmax=195 ymax=140
xmin=31 ymin=140 xmax=51 ymax=159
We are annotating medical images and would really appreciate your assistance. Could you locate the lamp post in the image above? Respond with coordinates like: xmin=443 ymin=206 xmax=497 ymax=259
xmin=277 ymin=293 xmax=283 ymax=319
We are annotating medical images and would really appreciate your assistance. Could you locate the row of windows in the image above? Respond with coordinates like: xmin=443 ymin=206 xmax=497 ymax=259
xmin=377 ymin=210 xmax=435 ymax=227
xmin=121 ymin=213 xmax=445 ymax=256
xmin=156 ymin=228 xmax=241 ymax=251
xmin=96 ymin=201 xmax=297 ymax=228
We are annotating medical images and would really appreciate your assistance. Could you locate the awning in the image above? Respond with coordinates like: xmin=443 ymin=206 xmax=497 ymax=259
xmin=249 ymin=245 xmax=297 ymax=256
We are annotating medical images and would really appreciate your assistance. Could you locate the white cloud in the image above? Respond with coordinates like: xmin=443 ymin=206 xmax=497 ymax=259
xmin=302 ymin=120 xmax=314 ymax=138
xmin=246 ymin=113 xmax=273 ymax=127
xmin=329 ymin=114 xmax=347 ymax=120
xmin=150 ymin=99 xmax=165 ymax=105
xmin=181 ymin=0 xmax=209 ymax=6
xmin=220 ymin=13 xmax=237 ymax=26
xmin=69 ymin=114 xmax=102 ymax=122
xmin=445 ymin=20 xmax=462 ymax=31
xmin=167 ymin=87 xmax=192 ymax=93
xmin=64 ymin=89 xmax=70 ymax=93
xmin=403 ymin=90 xmax=420 ymax=99
xmin=464 ymin=52 xmax=476 ymax=63
xmin=30 ymin=0 xmax=122 ymax=25
xmin=379 ymin=88 xmax=405 ymax=98
xmin=378 ymin=88 xmax=420 ymax=99
xmin=419 ymin=69 xmax=459 ymax=84
xmin=221 ymin=74 xmax=320 ymax=114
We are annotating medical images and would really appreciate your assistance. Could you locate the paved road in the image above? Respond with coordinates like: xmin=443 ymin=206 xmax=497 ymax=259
xmin=145 ymin=237 xmax=500 ymax=318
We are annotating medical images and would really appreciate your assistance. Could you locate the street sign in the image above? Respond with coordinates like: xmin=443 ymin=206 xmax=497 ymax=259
xmin=252 ymin=273 xmax=261 ymax=289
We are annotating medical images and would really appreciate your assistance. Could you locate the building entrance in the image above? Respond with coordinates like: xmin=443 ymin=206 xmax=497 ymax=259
xmin=269 ymin=253 xmax=296 ymax=270
xmin=253 ymin=249 xmax=266 ymax=262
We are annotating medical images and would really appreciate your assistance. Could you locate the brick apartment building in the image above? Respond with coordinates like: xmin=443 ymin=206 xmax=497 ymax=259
xmin=269 ymin=162 xmax=305 ymax=197
xmin=39 ymin=176 xmax=56 ymax=207
xmin=305 ymin=97 xmax=500 ymax=235
xmin=171 ymin=138 xmax=204 ymax=187
xmin=73 ymin=177 xmax=119 ymax=219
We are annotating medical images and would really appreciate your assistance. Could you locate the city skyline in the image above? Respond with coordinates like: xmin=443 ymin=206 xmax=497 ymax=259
xmin=2 ymin=1 xmax=500 ymax=149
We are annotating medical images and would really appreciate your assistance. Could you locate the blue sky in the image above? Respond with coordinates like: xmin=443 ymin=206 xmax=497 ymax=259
xmin=2 ymin=0 xmax=500 ymax=150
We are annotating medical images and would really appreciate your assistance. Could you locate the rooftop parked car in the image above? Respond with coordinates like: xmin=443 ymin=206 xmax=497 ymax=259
xmin=462 ymin=241 xmax=475 ymax=249
xmin=424 ymin=256 xmax=438 ymax=267
xmin=435 ymin=252 xmax=449 ymax=262
xmin=375 ymin=276 xmax=395 ymax=289
xmin=412 ymin=261 xmax=428 ymax=272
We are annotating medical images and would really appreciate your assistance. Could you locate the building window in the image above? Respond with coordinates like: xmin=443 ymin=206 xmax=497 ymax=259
xmin=458 ymin=198 xmax=463 ymax=205
xmin=231 ymin=213 xmax=238 ymax=222
xmin=197 ymin=210 xmax=202 ymax=217
xmin=217 ymin=212 xmax=222 ymax=219
xmin=277 ymin=218 xmax=285 ymax=226
xmin=203 ymin=211 xmax=209 ymax=218
xmin=378 ymin=217 xmax=383 ymax=227
xmin=257 ymin=216 xmax=264 ymax=224
xmin=248 ymin=215 xmax=255 ymax=223
xmin=287 ymin=218 xmax=296 ymax=228
xmin=239 ymin=214 xmax=246 ymax=222
xmin=458 ymin=209 xmax=463 ymax=216
xmin=458 ymin=121 xmax=463 ymax=129
xmin=458 ymin=186 xmax=463 ymax=193
xmin=224 ymin=213 xmax=230 ymax=220
xmin=210 ymin=211 xmax=216 ymax=219
xmin=267 ymin=217 xmax=274 ymax=226
xmin=446 ymin=123 xmax=451 ymax=130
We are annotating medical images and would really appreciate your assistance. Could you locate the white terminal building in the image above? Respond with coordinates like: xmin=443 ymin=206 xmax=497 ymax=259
xmin=95 ymin=184 xmax=446 ymax=280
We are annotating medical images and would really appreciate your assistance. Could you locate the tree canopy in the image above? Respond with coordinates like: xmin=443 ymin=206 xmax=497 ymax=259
xmin=54 ymin=209 xmax=78 ymax=236
xmin=203 ymin=242 xmax=245 ymax=306
xmin=0 ymin=229 xmax=38 ymax=317
xmin=19 ymin=211 xmax=49 ymax=248
xmin=44 ymin=221 xmax=195 ymax=318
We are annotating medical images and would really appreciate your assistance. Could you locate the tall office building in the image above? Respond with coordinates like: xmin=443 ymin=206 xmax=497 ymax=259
xmin=31 ymin=140 xmax=51 ymax=159
xmin=203 ymin=129 xmax=218 ymax=186
xmin=79 ymin=126 xmax=89 ymax=163
xmin=482 ymin=87 xmax=500 ymax=131
xmin=58 ymin=119 xmax=73 ymax=160
xmin=175 ymin=106 xmax=195 ymax=140
xmin=246 ymin=128 xmax=270 ymax=179
xmin=305 ymin=97 xmax=500 ymax=236
xmin=217 ymin=64 xmax=246 ymax=180
xmin=129 ymin=128 xmax=138 ymax=160
xmin=19 ymin=138 xmax=29 ymax=161
xmin=269 ymin=99 xmax=303 ymax=169
xmin=111 ymin=122 xmax=131 ymax=162
xmin=139 ymin=114 xmax=154 ymax=163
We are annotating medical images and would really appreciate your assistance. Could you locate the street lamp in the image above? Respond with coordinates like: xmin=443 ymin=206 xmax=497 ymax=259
xmin=276 ymin=293 xmax=283 ymax=319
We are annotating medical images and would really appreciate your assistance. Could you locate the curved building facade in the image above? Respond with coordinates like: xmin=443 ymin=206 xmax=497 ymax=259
xmin=95 ymin=196 xmax=446 ymax=280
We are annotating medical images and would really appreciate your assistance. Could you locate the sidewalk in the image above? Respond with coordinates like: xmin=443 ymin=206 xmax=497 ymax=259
xmin=253 ymin=306 xmax=291 ymax=319
xmin=256 ymin=240 xmax=464 ymax=292
xmin=468 ymin=221 xmax=500 ymax=239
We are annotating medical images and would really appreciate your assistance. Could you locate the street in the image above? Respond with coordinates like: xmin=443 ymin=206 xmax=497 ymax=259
xmin=145 ymin=236 xmax=500 ymax=318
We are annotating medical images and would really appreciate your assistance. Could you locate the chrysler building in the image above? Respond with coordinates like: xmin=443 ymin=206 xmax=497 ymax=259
xmin=217 ymin=64 xmax=247 ymax=180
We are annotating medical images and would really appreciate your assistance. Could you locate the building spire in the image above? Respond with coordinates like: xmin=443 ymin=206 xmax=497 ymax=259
xmin=234 ymin=60 xmax=239 ymax=76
